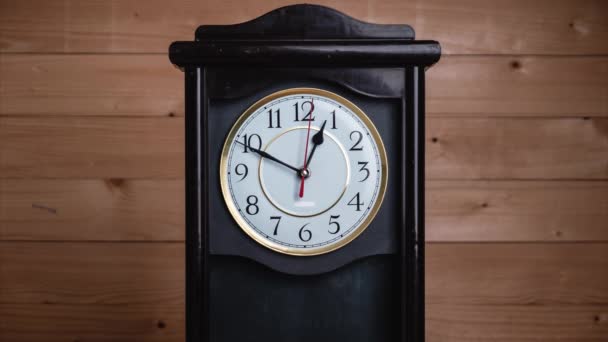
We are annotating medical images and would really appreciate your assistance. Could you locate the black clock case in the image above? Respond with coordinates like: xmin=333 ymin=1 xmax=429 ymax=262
xmin=170 ymin=4 xmax=440 ymax=342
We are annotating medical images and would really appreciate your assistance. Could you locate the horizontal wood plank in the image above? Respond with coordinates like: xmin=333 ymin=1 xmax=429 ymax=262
xmin=0 ymin=0 xmax=606 ymax=54
xmin=0 ymin=242 xmax=606 ymax=341
xmin=2 ymin=180 xmax=607 ymax=242
xmin=2 ymin=117 xmax=606 ymax=179
xmin=1 ymin=55 xmax=606 ymax=117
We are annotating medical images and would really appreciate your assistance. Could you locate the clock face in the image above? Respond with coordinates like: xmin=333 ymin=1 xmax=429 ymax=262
xmin=220 ymin=88 xmax=387 ymax=256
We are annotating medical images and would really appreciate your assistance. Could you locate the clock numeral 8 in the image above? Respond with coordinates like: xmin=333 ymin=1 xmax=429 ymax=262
xmin=245 ymin=195 xmax=259 ymax=215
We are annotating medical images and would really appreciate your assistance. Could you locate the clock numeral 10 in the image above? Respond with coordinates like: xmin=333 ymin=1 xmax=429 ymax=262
xmin=293 ymin=101 xmax=315 ymax=122
xmin=348 ymin=192 xmax=364 ymax=212
xmin=267 ymin=108 xmax=281 ymax=128
xmin=241 ymin=134 xmax=262 ymax=153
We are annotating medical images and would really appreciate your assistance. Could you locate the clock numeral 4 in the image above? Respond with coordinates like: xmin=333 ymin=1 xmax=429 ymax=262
xmin=328 ymin=215 xmax=340 ymax=234
xmin=293 ymin=101 xmax=315 ymax=122
xmin=349 ymin=131 xmax=364 ymax=151
xmin=267 ymin=108 xmax=281 ymax=128
xmin=246 ymin=195 xmax=259 ymax=215
xmin=299 ymin=223 xmax=312 ymax=242
xmin=241 ymin=134 xmax=262 ymax=153
xmin=270 ymin=216 xmax=281 ymax=235
xmin=348 ymin=192 xmax=364 ymax=212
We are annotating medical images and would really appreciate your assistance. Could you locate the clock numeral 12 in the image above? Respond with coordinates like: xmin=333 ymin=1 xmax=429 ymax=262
xmin=293 ymin=101 xmax=315 ymax=122
xmin=267 ymin=108 xmax=281 ymax=128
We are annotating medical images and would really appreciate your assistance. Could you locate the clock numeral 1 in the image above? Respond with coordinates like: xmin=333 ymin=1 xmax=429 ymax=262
xmin=270 ymin=216 xmax=281 ymax=235
xmin=357 ymin=161 xmax=370 ymax=182
xmin=241 ymin=134 xmax=262 ymax=153
xmin=348 ymin=192 xmax=364 ymax=212
xmin=267 ymin=108 xmax=281 ymax=128
xmin=246 ymin=195 xmax=259 ymax=215
xmin=293 ymin=101 xmax=315 ymax=122
xmin=349 ymin=131 xmax=364 ymax=151
xmin=330 ymin=110 xmax=337 ymax=129
xmin=298 ymin=223 xmax=312 ymax=242
xmin=328 ymin=215 xmax=340 ymax=234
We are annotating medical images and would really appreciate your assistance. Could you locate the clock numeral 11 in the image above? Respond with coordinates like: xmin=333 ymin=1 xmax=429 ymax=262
xmin=267 ymin=108 xmax=281 ymax=128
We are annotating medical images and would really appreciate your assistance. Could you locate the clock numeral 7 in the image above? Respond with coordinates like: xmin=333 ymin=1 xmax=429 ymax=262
xmin=270 ymin=216 xmax=281 ymax=236
xmin=328 ymin=215 xmax=340 ymax=234
xmin=348 ymin=192 xmax=364 ymax=212
xmin=267 ymin=108 xmax=281 ymax=128
xmin=293 ymin=101 xmax=315 ymax=122
xmin=240 ymin=134 xmax=262 ymax=153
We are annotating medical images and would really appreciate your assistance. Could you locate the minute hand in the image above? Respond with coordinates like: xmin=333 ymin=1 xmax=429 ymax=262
xmin=236 ymin=140 xmax=300 ymax=173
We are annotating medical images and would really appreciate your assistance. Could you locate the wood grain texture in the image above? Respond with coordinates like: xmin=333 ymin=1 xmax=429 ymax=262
xmin=1 ymin=0 xmax=607 ymax=54
xmin=2 ymin=180 xmax=607 ymax=242
xmin=2 ymin=117 xmax=606 ymax=179
xmin=0 ymin=242 xmax=606 ymax=341
xmin=2 ymin=55 xmax=607 ymax=117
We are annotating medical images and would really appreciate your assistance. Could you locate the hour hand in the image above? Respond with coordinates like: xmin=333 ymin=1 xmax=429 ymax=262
xmin=235 ymin=140 xmax=300 ymax=173
xmin=306 ymin=120 xmax=327 ymax=166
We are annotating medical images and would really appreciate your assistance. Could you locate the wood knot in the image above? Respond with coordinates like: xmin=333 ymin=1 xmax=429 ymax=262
xmin=481 ymin=202 xmax=489 ymax=208
xmin=431 ymin=137 xmax=439 ymax=143
xmin=157 ymin=320 xmax=166 ymax=329
xmin=105 ymin=178 xmax=125 ymax=189
xmin=554 ymin=230 xmax=563 ymax=238
xmin=167 ymin=112 xmax=176 ymax=117
xmin=510 ymin=60 xmax=521 ymax=70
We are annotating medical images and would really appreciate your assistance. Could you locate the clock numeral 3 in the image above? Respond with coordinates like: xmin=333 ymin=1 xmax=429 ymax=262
xmin=293 ymin=101 xmax=315 ymax=122
xmin=245 ymin=195 xmax=259 ymax=215
xmin=349 ymin=131 xmax=364 ymax=151
xmin=267 ymin=108 xmax=281 ymax=128
xmin=299 ymin=223 xmax=312 ymax=242
xmin=348 ymin=192 xmax=364 ymax=212
xmin=328 ymin=215 xmax=340 ymax=234
xmin=241 ymin=134 xmax=262 ymax=153
xmin=357 ymin=161 xmax=370 ymax=182
xmin=270 ymin=216 xmax=281 ymax=235
xmin=234 ymin=163 xmax=248 ymax=182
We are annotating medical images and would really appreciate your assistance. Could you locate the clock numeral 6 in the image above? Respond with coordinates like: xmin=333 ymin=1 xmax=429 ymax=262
xmin=348 ymin=192 xmax=364 ymax=212
xmin=299 ymin=223 xmax=312 ymax=242
xmin=293 ymin=101 xmax=315 ymax=122
xmin=241 ymin=134 xmax=262 ymax=153
xmin=245 ymin=195 xmax=259 ymax=215
xmin=349 ymin=131 xmax=364 ymax=151
xmin=270 ymin=216 xmax=281 ymax=235
xmin=234 ymin=163 xmax=248 ymax=182
xmin=328 ymin=215 xmax=340 ymax=234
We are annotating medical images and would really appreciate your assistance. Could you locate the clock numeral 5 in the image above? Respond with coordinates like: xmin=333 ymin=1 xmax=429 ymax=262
xmin=328 ymin=215 xmax=340 ymax=234
xmin=267 ymin=108 xmax=281 ymax=128
xmin=349 ymin=131 xmax=364 ymax=151
xmin=293 ymin=101 xmax=315 ymax=122
xmin=245 ymin=195 xmax=259 ymax=215
xmin=241 ymin=134 xmax=262 ymax=153
xmin=299 ymin=223 xmax=312 ymax=242
xmin=270 ymin=216 xmax=281 ymax=236
xmin=348 ymin=192 xmax=364 ymax=212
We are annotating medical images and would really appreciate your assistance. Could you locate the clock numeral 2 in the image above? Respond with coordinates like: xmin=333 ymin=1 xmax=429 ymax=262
xmin=241 ymin=134 xmax=262 ymax=153
xmin=270 ymin=216 xmax=281 ymax=235
xmin=348 ymin=192 xmax=364 ymax=212
xmin=349 ymin=131 xmax=364 ymax=151
xmin=246 ymin=195 xmax=259 ymax=215
xmin=293 ymin=101 xmax=315 ymax=122
xmin=267 ymin=108 xmax=281 ymax=128
xmin=328 ymin=215 xmax=340 ymax=234
xmin=299 ymin=223 xmax=312 ymax=242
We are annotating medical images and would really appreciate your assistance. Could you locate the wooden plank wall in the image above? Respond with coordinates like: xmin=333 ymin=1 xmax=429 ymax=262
xmin=0 ymin=0 xmax=607 ymax=341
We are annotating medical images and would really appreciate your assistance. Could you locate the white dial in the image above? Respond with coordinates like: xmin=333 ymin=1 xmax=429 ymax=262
xmin=220 ymin=88 xmax=387 ymax=256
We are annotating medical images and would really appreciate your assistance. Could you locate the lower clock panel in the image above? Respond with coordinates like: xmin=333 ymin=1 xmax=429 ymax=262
xmin=208 ymin=254 xmax=400 ymax=342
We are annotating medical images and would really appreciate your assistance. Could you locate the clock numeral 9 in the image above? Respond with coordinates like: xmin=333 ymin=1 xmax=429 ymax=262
xmin=348 ymin=192 xmax=364 ymax=212
xmin=357 ymin=161 xmax=370 ymax=182
xmin=241 ymin=134 xmax=262 ymax=153
xmin=349 ymin=131 xmax=364 ymax=151
xmin=245 ymin=195 xmax=259 ymax=215
xmin=299 ymin=223 xmax=312 ymax=242
xmin=328 ymin=215 xmax=340 ymax=234
xmin=234 ymin=163 xmax=248 ymax=181
xmin=267 ymin=108 xmax=281 ymax=128
xmin=293 ymin=101 xmax=315 ymax=122
xmin=270 ymin=216 xmax=281 ymax=235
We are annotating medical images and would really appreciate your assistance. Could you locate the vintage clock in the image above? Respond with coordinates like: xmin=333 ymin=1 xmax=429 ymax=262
xmin=169 ymin=4 xmax=440 ymax=342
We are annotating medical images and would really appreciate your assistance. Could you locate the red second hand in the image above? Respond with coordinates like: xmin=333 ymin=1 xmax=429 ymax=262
xmin=299 ymin=100 xmax=314 ymax=198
